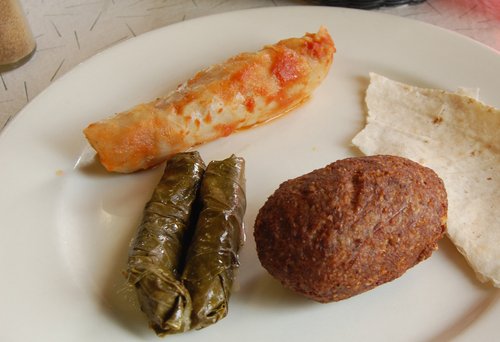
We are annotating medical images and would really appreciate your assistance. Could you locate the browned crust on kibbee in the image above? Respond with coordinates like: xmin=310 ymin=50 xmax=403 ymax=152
xmin=254 ymin=155 xmax=447 ymax=303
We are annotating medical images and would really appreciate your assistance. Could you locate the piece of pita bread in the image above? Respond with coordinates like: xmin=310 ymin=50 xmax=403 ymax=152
xmin=352 ymin=73 xmax=500 ymax=287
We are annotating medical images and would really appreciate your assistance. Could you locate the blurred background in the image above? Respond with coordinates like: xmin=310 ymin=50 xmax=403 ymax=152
xmin=0 ymin=0 xmax=499 ymax=130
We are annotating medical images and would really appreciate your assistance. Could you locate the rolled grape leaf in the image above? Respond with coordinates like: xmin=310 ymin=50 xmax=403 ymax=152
xmin=181 ymin=155 xmax=247 ymax=330
xmin=126 ymin=151 xmax=205 ymax=336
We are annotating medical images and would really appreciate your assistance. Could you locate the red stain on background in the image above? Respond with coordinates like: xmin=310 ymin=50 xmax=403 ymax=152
xmin=445 ymin=0 xmax=500 ymax=18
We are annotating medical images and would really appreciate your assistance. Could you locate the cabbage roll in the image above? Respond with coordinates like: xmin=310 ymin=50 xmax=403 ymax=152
xmin=181 ymin=155 xmax=246 ymax=330
xmin=83 ymin=28 xmax=335 ymax=173
xmin=126 ymin=151 xmax=205 ymax=336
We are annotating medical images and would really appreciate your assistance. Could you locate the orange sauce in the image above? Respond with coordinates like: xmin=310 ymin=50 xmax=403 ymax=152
xmin=244 ymin=97 xmax=255 ymax=113
xmin=271 ymin=48 xmax=302 ymax=85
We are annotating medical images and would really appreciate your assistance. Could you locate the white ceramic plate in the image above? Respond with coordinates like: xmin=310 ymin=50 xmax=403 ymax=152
xmin=0 ymin=6 xmax=499 ymax=342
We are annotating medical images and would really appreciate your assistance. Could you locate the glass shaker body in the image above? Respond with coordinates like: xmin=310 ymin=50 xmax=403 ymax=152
xmin=0 ymin=0 xmax=36 ymax=72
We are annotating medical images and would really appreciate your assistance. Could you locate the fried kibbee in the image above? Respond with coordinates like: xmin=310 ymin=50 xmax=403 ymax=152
xmin=254 ymin=155 xmax=447 ymax=302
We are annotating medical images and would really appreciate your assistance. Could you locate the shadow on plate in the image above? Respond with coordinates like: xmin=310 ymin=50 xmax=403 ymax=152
xmin=439 ymin=237 xmax=493 ymax=291
xmin=98 ymin=224 xmax=152 ymax=338
xmin=426 ymin=237 xmax=500 ymax=341
xmin=77 ymin=154 xmax=114 ymax=177
xmin=235 ymin=272 xmax=315 ymax=310
xmin=427 ymin=289 xmax=499 ymax=342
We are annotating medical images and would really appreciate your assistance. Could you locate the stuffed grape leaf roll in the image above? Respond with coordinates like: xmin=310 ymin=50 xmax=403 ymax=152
xmin=126 ymin=151 xmax=205 ymax=336
xmin=181 ymin=155 xmax=246 ymax=330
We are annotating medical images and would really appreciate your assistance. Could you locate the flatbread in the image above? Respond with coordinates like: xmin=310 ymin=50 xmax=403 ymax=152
xmin=352 ymin=73 xmax=500 ymax=287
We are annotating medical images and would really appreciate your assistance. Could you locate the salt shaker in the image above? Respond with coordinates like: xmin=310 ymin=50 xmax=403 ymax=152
xmin=0 ymin=0 xmax=36 ymax=72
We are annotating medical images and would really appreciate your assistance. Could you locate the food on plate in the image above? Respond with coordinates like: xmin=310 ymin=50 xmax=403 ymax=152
xmin=126 ymin=152 xmax=246 ymax=335
xmin=181 ymin=155 xmax=246 ymax=329
xmin=126 ymin=151 xmax=205 ymax=335
xmin=83 ymin=27 xmax=335 ymax=173
xmin=352 ymin=73 xmax=500 ymax=287
xmin=254 ymin=155 xmax=447 ymax=302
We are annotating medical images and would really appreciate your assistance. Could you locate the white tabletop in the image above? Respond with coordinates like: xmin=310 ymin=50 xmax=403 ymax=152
xmin=0 ymin=0 xmax=498 ymax=130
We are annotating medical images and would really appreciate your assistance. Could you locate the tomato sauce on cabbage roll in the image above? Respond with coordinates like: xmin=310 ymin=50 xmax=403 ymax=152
xmin=84 ymin=27 xmax=335 ymax=173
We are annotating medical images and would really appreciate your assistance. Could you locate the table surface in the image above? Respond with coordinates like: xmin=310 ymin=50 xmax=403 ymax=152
xmin=0 ymin=0 xmax=499 ymax=130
